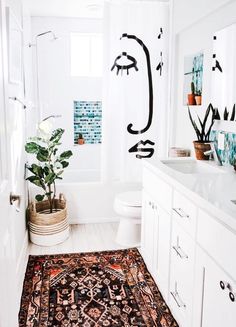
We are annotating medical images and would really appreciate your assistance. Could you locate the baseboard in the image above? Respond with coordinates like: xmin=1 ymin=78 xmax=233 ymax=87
xmin=16 ymin=230 xmax=29 ymax=302
xmin=69 ymin=217 xmax=120 ymax=225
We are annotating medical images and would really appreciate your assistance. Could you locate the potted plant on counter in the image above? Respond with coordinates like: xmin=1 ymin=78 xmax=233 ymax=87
xmin=25 ymin=116 xmax=73 ymax=246
xmin=188 ymin=103 xmax=215 ymax=160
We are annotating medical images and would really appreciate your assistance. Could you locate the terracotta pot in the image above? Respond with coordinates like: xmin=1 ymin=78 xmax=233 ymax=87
xmin=193 ymin=141 xmax=211 ymax=160
xmin=195 ymin=95 xmax=202 ymax=106
xmin=77 ymin=138 xmax=85 ymax=145
xmin=187 ymin=94 xmax=196 ymax=106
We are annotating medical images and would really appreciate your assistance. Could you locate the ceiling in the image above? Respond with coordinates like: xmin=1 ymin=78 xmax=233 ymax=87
xmin=24 ymin=0 xmax=169 ymax=19
xmin=24 ymin=0 xmax=105 ymax=19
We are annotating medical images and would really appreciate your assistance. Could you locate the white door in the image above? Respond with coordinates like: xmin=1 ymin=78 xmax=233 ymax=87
xmin=0 ymin=1 xmax=26 ymax=326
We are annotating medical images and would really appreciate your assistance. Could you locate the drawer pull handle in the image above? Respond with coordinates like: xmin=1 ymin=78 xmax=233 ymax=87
xmin=172 ymin=245 xmax=188 ymax=259
xmin=229 ymin=292 xmax=235 ymax=302
xmin=219 ymin=280 xmax=230 ymax=290
xmin=170 ymin=291 xmax=186 ymax=308
xmin=219 ymin=281 xmax=232 ymax=291
xmin=172 ymin=208 xmax=189 ymax=218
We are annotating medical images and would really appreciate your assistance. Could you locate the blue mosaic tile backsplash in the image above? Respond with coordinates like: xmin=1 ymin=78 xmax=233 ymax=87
xmin=210 ymin=130 xmax=236 ymax=165
xmin=74 ymin=100 xmax=102 ymax=144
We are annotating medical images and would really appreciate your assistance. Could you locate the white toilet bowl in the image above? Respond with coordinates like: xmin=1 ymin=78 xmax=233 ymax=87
xmin=114 ymin=191 xmax=142 ymax=247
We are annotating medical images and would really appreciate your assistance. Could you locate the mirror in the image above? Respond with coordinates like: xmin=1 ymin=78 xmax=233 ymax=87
xmin=211 ymin=23 xmax=236 ymax=120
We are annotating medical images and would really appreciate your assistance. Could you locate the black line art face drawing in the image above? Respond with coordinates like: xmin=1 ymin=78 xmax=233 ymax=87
xmin=111 ymin=31 xmax=163 ymax=159
xmin=158 ymin=27 xmax=163 ymax=39
xmin=156 ymin=51 xmax=164 ymax=76
xmin=129 ymin=140 xmax=155 ymax=159
xmin=115 ymin=33 xmax=154 ymax=135
xmin=111 ymin=33 xmax=154 ymax=136
xmin=111 ymin=52 xmax=138 ymax=75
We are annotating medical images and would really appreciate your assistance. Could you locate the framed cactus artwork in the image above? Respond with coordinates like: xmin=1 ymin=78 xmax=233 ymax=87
xmin=183 ymin=52 xmax=204 ymax=106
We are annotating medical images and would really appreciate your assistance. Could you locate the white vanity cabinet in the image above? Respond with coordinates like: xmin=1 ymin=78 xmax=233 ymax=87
xmin=193 ymin=248 xmax=236 ymax=327
xmin=169 ymin=191 xmax=197 ymax=327
xmin=141 ymin=191 xmax=158 ymax=273
xmin=141 ymin=168 xmax=172 ymax=301
xmin=142 ymin=160 xmax=236 ymax=327
xmin=193 ymin=209 xmax=236 ymax=327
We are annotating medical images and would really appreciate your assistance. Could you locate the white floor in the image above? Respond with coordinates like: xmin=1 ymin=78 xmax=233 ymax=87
xmin=28 ymin=223 xmax=128 ymax=256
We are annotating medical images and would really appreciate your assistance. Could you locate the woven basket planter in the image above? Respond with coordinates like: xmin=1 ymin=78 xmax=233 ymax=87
xmin=28 ymin=194 xmax=70 ymax=246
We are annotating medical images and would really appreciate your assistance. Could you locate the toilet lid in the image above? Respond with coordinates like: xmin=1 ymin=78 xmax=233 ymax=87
xmin=115 ymin=191 xmax=142 ymax=207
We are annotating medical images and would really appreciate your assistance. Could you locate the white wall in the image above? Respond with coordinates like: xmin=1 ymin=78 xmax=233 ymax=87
xmin=170 ymin=0 xmax=236 ymax=153
xmin=31 ymin=16 xmax=103 ymax=171
xmin=172 ymin=0 xmax=234 ymax=33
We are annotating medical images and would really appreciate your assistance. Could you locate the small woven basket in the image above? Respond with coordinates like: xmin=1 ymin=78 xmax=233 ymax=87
xmin=29 ymin=193 xmax=67 ymax=226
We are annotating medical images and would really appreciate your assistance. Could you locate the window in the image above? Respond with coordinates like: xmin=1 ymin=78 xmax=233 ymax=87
xmin=70 ymin=33 xmax=103 ymax=77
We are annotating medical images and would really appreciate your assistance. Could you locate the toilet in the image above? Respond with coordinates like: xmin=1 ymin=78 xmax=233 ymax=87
xmin=114 ymin=191 xmax=142 ymax=247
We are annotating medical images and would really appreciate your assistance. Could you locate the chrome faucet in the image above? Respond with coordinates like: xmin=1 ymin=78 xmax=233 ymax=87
xmin=204 ymin=142 xmax=223 ymax=166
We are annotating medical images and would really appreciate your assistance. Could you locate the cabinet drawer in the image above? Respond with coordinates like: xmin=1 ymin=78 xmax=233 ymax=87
xmin=169 ymin=222 xmax=196 ymax=327
xmin=143 ymin=167 xmax=172 ymax=213
xmin=172 ymin=190 xmax=197 ymax=237
xmin=197 ymin=209 xmax=236 ymax=279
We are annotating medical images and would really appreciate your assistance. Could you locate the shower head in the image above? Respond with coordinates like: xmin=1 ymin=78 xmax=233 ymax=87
xmin=42 ymin=115 xmax=62 ymax=122
xmin=29 ymin=31 xmax=58 ymax=47
xmin=36 ymin=31 xmax=58 ymax=40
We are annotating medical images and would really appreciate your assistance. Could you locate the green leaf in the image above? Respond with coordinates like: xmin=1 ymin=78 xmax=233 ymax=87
xmin=36 ymin=148 xmax=49 ymax=162
xmin=213 ymin=108 xmax=221 ymax=120
xmin=25 ymin=142 xmax=39 ymax=154
xmin=45 ymin=172 xmax=56 ymax=185
xmin=29 ymin=136 xmax=44 ymax=142
xmin=204 ymin=104 xmax=213 ymax=126
xmin=60 ymin=150 xmax=73 ymax=160
xmin=230 ymin=104 xmax=235 ymax=121
xmin=224 ymin=107 xmax=229 ymax=120
xmin=61 ymin=161 xmax=69 ymax=168
xmin=26 ymin=176 xmax=42 ymax=187
xmin=27 ymin=164 xmax=44 ymax=178
xmin=35 ymin=194 xmax=45 ymax=202
xmin=50 ymin=128 xmax=64 ymax=142
xmin=188 ymin=106 xmax=201 ymax=140
xmin=43 ymin=166 xmax=50 ymax=175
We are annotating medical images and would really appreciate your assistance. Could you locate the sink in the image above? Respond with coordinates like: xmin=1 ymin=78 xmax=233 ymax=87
xmin=161 ymin=159 xmax=224 ymax=174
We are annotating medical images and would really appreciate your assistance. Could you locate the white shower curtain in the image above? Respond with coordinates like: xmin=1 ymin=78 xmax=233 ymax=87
xmin=102 ymin=0 xmax=169 ymax=183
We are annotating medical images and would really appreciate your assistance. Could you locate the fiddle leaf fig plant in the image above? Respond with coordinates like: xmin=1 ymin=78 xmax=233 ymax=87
xmin=25 ymin=117 xmax=73 ymax=213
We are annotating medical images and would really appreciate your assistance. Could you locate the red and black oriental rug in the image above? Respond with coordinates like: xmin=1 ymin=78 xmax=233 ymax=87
xmin=19 ymin=248 xmax=178 ymax=327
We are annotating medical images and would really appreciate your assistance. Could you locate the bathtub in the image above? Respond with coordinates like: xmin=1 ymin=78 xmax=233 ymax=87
xmin=52 ymin=169 xmax=141 ymax=224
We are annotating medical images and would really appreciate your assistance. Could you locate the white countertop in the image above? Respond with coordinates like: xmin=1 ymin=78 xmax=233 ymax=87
xmin=143 ymin=157 xmax=236 ymax=232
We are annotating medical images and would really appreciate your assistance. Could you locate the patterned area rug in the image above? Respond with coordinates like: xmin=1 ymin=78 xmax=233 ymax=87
xmin=19 ymin=248 xmax=178 ymax=327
